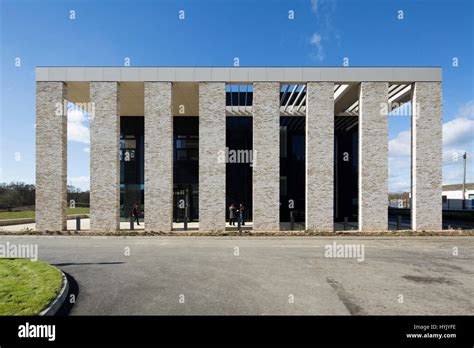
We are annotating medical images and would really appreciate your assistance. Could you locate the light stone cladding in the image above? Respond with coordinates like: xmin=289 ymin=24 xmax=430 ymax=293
xmin=34 ymin=67 xmax=443 ymax=233
xmin=35 ymin=82 xmax=67 ymax=231
xmin=252 ymin=82 xmax=280 ymax=231
xmin=306 ymin=82 xmax=334 ymax=231
xmin=90 ymin=82 xmax=120 ymax=232
xmin=198 ymin=82 xmax=226 ymax=231
xmin=358 ymin=82 xmax=389 ymax=231
xmin=411 ymin=82 xmax=443 ymax=230
xmin=144 ymin=82 xmax=173 ymax=231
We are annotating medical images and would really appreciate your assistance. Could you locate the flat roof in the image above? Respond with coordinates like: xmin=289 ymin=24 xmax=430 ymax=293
xmin=442 ymin=183 xmax=474 ymax=191
xmin=36 ymin=67 xmax=442 ymax=82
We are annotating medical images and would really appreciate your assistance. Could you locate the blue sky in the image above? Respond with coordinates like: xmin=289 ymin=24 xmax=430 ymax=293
xmin=1 ymin=0 xmax=473 ymax=192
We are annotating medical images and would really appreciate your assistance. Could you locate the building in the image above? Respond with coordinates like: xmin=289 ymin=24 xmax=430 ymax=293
xmin=442 ymin=183 xmax=474 ymax=200
xmin=35 ymin=67 xmax=442 ymax=232
xmin=442 ymin=183 xmax=474 ymax=210
xmin=388 ymin=192 xmax=411 ymax=209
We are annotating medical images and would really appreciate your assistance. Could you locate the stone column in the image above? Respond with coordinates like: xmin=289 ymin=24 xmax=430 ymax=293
xmin=306 ymin=82 xmax=334 ymax=231
xmin=36 ymin=82 xmax=67 ymax=231
xmin=90 ymin=82 xmax=120 ymax=232
xmin=199 ymin=82 xmax=226 ymax=231
xmin=358 ymin=82 xmax=389 ymax=231
xmin=411 ymin=82 xmax=442 ymax=230
xmin=144 ymin=82 xmax=173 ymax=231
xmin=253 ymin=82 xmax=280 ymax=231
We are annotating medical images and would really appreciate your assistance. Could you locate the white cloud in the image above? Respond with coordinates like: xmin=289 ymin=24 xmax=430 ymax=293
xmin=442 ymin=101 xmax=474 ymax=185
xmin=457 ymin=99 xmax=474 ymax=119
xmin=388 ymin=99 xmax=474 ymax=192
xmin=83 ymin=147 xmax=90 ymax=153
xmin=69 ymin=176 xmax=90 ymax=191
xmin=443 ymin=165 xmax=467 ymax=185
xmin=311 ymin=0 xmax=336 ymax=16
xmin=389 ymin=175 xmax=410 ymax=193
xmin=68 ymin=109 xmax=90 ymax=144
xmin=309 ymin=33 xmax=324 ymax=61
xmin=388 ymin=140 xmax=411 ymax=193
xmin=443 ymin=117 xmax=474 ymax=147
xmin=308 ymin=0 xmax=338 ymax=61
xmin=310 ymin=32 xmax=322 ymax=46
xmin=388 ymin=130 xmax=411 ymax=158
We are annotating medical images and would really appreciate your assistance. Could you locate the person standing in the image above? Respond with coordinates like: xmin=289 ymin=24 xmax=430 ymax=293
xmin=132 ymin=203 xmax=140 ymax=226
xmin=229 ymin=203 xmax=236 ymax=226
xmin=239 ymin=203 xmax=245 ymax=226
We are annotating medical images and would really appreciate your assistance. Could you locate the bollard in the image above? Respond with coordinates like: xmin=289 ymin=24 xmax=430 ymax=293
xmin=76 ymin=216 xmax=81 ymax=231
xmin=397 ymin=215 xmax=402 ymax=230
xmin=184 ymin=206 xmax=188 ymax=230
xmin=237 ymin=218 xmax=241 ymax=232
xmin=290 ymin=211 xmax=294 ymax=231
xmin=130 ymin=217 xmax=134 ymax=230
xmin=344 ymin=216 xmax=348 ymax=231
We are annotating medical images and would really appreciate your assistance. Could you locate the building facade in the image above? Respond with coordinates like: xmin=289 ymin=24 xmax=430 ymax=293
xmin=442 ymin=183 xmax=474 ymax=210
xmin=35 ymin=67 xmax=443 ymax=232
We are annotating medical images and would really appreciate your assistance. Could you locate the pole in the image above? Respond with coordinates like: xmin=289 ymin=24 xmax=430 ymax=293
xmin=184 ymin=188 xmax=189 ymax=230
xmin=462 ymin=152 xmax=467 ymax=210
xmin=184 ymin=206 xmax=188 ymax=231
xmin=290 ymin=211 xmax=294 ymax=231
xmin=130 ymin=216 xmax=134 ymax=230
xmin=344 ymin=216 xmax=348 ymax=231
xmin=397 ymin=215 xmax=402 ymax=230
xmin=76 ymin=216 xmax=81 ymax=231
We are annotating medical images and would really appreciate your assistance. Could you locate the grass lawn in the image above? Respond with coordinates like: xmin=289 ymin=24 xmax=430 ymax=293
xmin=0 ymin=258 xmax=63 ymax=315
xmin=0 ymin=207 xmax=89 ymax=220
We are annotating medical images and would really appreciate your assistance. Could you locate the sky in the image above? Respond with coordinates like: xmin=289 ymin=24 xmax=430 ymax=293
xmin=0 ymin=0 xmax=473 ymax=192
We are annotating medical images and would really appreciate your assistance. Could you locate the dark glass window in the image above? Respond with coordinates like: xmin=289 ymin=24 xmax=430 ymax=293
xmin=120 ymin=117 xmax=144 ymax=221
xmin=226 ymin=117 xmax=253 ymax=221
xmin=174 ymin=117 xmax=199 ymax=222
xmin=280 ymin=117 xmax=305 ymax=222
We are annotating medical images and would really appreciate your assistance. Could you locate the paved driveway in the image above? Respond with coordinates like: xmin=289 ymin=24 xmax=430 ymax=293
xmin=1 ymin=236 xmax=473 ymax=315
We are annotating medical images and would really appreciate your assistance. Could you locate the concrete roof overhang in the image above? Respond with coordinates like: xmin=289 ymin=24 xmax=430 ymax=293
xmin=36 ymin=66 xmax=442 ymax=83
xmin=38 ymin=67 xmax=441 ymax=117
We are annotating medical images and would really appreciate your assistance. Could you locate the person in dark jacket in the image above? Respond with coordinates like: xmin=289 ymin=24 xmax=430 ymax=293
xmin=239 ymin=203 xmax=245 ymax=226
xmin=132 ymin=203 xmax=140 ymax=226
xmin=229 ymin=204 xmax=236 ymax=226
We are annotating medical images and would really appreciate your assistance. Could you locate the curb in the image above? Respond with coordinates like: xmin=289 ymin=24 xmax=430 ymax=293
xmin=1 ymin=230 xmax=474 ymax=237
xmin=40 ymin=269 xmax=69 ymax=316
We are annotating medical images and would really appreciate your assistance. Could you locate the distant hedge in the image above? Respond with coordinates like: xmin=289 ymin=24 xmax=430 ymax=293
xmin=0 ymin=182 xmax=89 ymax=210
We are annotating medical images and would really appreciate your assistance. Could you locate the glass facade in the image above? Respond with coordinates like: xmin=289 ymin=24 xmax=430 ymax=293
xmin=280 ymin=117 xmax=305 ymax=222
xmin=118 ymin=114 xmax=360 ymax=226
xmin=173 ymin=117 xmax=199 ymax=222
xmin=120 ymin=116 xmax=144 ymax=221
xmin=334 ymin=117 xmax=358 ymax=222
xmin=226 ymin=117 xmax=253 ymax=221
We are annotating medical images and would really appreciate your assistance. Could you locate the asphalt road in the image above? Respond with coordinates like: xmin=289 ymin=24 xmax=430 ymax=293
xmin=1 ymin=236 xmax=473 ymax=315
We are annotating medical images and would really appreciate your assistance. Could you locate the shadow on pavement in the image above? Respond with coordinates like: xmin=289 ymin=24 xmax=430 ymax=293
xmin=53 ymin=262 xmax=124 ymax=266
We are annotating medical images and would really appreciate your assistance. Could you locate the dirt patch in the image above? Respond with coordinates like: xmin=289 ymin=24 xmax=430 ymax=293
xmin=402 ymin=275 xmax=459 ymax=285
xmin=326 ymin=278 xmax=365 ymax=315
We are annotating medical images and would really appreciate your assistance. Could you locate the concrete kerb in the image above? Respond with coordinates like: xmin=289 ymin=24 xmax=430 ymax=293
xmin=39 ymin=269 xmax=69 ymax=316
xmin=3 ymin=229 xmax=473 ymax=237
